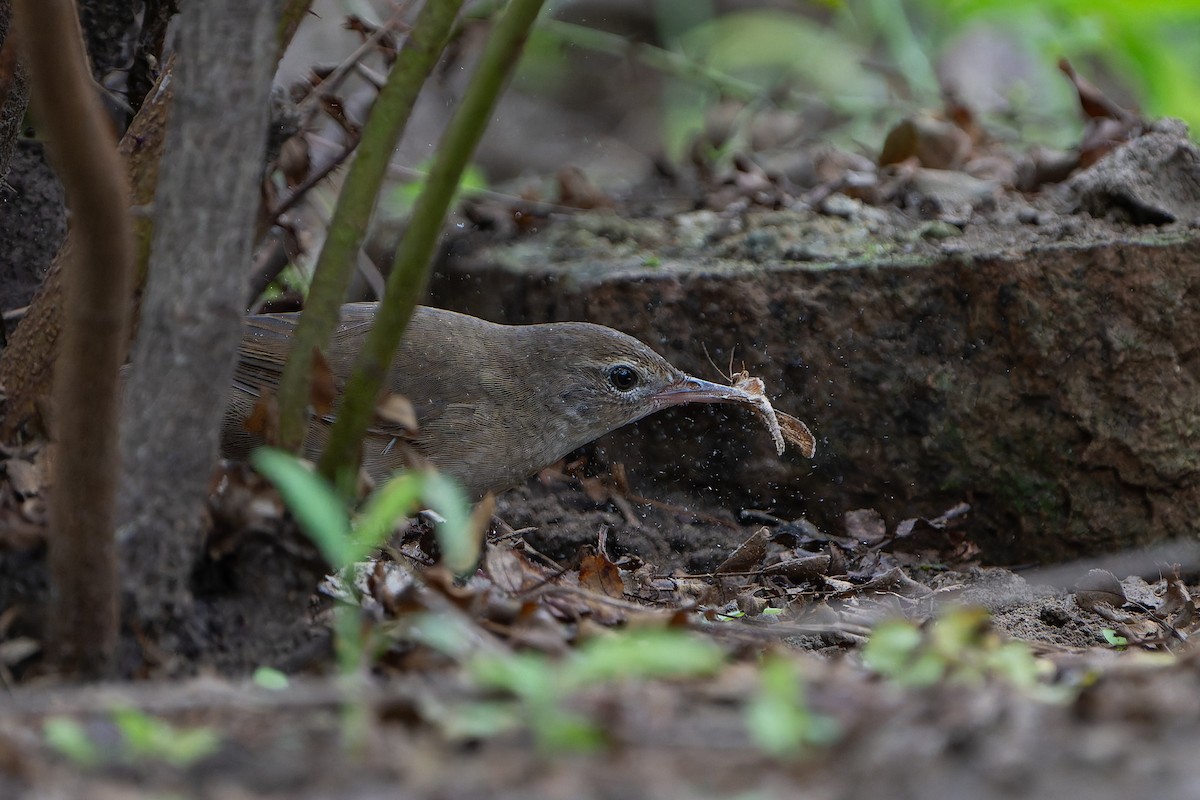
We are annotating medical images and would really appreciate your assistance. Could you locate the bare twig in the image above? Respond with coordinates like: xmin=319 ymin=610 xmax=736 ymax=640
xmin=294 ymin=11 xmax=411 ymax=120
xmin=267 ymin=131 xmax=360 ymax=222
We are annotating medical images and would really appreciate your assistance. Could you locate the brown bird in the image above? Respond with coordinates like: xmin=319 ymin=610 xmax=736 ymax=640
xmin=223 ymin=303 xmax=814 ymax=499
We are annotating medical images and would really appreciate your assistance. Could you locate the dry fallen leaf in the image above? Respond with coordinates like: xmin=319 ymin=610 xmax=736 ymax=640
xmin=243 ymin=392 xmax=279 ymax=442
xmin=728 ymin=371 xmax=816 ymax=458
xmin=375 ymin=393 xmax=418 ymax=432
xmin=715 ymin=526 xmax=769 ymax=575
xmin=729 ymin=371 xmax=785 ymax=454
xmin=278 ymin=134 xmax=311 ymax=188
xmin=5 ymin=459 xmax=41 ymax=498
xmin=732 ymin=372 xmax=766 ymax=396
xmin=778 ymin=412 xmax=816 ymax=458
xmin=310 ymin=346 xmax=337 ymax=417
xmin=844 ymin=509 xmax=887 ymax=547
xmin=579 ymin=548 xmax=625 ymax=599
xmin=1074 ymin=569 xmax=1128 ymax=613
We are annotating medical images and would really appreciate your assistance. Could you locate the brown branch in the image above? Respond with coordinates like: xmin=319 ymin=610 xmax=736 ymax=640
xmin=293 ymin=12 xmax=409 ymax=120
xmin=14 ymin=0 xmax=135 ymax=678
xmin=266 ymin=131 xmax=359 ymax=222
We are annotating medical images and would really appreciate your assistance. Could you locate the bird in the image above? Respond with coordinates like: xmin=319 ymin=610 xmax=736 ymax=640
xmin=222 ymin=303 xmax=814 ymax=500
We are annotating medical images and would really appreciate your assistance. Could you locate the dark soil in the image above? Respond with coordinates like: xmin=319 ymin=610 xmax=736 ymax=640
xmin=3 ymin=454 xmax=1198 ymax=798
xmin=0 ymin=141 xmax=65 ymax=339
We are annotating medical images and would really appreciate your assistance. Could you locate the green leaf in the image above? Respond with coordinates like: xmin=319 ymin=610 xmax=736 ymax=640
xmin=863 ymin=619 xmax=948 ymax=687
xmin=678 ymin=10 xmax=878 ymax=97
xmin=252 ymin=448 xmax=351 ymax=567
xmin=470 ymin=652 xmax=556 ymax=701
xmin=986 ymin=642 xmax=1042 ymax=689
xmin=930 ymin=606 xmax=990 ymax=658
xmin=111 ymin=707 xmax=158 ymax=754
xmin=252 ymin=666 xmax=290 ymax=690
xmin=903 ymin=651 xmax=949 ymax=686
xmin=746 ymin=656 xmax=840 ymax=756
xmin=153 ymin=727 xmax=222 ymax=768
xmin=862 ymin=620 xmax=923 ymax=677
xmin=421 ymin=471 xmax=478 ymax=575
xmin=465 ymin=653 xmax=604 ymax=752
xmin=747 ymin=657 xmax=802 ymax=754
xmin=351 ymin=471 xmax=424 ymax=561
xmin=442 ymin=701 xmax=522 ymax=740
xmin=407 ymin=611 xmax=477 ymax=660
xmin=1101 ymin=628 xmax=1129 ymax=648
xmin=568 ymin=629 xmax=725 ymax=686
xmin=111 ymin=707 xmax=220 ymax=768
xmin=333 ymin=605 xmax=366 ymax=675
xmin=532 ymin=710 xmax=605 ymax=753
xmin=43 ymin=718 xmax=100 ymax=767
xmin=384 ymin=161 xmax=488 ymax=217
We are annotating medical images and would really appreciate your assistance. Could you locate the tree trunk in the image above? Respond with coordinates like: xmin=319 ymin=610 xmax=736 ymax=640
xmin=116 ymin=0 xmax=276 ymax=632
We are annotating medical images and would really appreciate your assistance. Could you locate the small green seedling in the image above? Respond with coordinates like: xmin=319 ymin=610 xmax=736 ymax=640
xmin=252 ymin=448 xmax=477 ymax=663
xmin=43 ymin=717 xmax=101 ymax=768
xmin=44 ymin=708 xmax=220 ymax=769
xmin=251 ymin=448 xmax=479 ymax=750
xmin=251 ymin=447 xmax=478 ymax=600
xmin=461 ymin=628 xmax=726 ymax=753
xmin=1100 ymin=628 xmax=1129 ymax=649
xmin=252 ymin=666 xmax=290 ymax=690
xmin=863 ymin=606 xmax=1069 ymax=702
xmin=110 ymin=707 xmax=221 ymax=767
xmin=746 ymin=655 xmax=840 ymax=757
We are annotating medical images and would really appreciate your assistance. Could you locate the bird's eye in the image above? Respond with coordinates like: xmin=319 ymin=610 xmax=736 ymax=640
xmin=607 ymin=364 xmax=639 ymax=392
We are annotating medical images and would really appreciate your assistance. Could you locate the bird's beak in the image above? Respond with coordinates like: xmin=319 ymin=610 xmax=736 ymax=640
xmin=650 ymin=376 xmax=768 ymax=411
xmin=648 ymin=375 xmax=787 ymax=455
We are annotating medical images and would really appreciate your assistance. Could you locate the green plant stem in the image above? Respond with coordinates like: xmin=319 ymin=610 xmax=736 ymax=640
xmin=274 ymin=0 xmax=464 ymax=452
xmin=862 ymin=0 xmax=938 ymax=103
xmin=277 ymin=0 xmax=313 ymax=57
xmin=318 ymin=0 xmax=547 ymax=490
xmin=536 ymin=17 xmax=762 ymax=102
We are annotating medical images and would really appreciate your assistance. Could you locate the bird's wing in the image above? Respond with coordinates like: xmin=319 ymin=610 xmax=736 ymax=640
xmin=234 ymin=305 xmax=378 ymax=395
xmin=232 ymin=312 xmax=300 ymax=397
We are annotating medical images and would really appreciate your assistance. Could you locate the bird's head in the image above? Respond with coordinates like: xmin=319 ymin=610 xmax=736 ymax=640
xmin=526 ymin=322 xmax=774 ymax=446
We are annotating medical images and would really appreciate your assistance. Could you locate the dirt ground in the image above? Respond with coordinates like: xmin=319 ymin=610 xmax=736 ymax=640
xmin=5 ymin=28 xmax=1200 ymax=800
xmin=5 ymin=465 xmax=1200 ymax=799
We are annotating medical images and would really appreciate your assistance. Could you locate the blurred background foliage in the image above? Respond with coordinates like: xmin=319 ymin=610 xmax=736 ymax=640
xmin=523 ymin=0 xmax=1200 ymax=159
xmin=274 ymin=0 xmax=1200 ymax=294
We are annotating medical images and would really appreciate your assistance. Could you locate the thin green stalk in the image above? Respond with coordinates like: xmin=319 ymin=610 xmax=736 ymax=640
xmin=862 ymin=0 xmax=938 ymax=103
xmin=274 ymin=0 xmax=464 ymax=452
xmin=536 ymin=17 xmax=762 ymax=102
xmin=277 ymin=0 xmax=313 ymax=57
xmin=318 ymin=0 xmax=548 ymax=490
